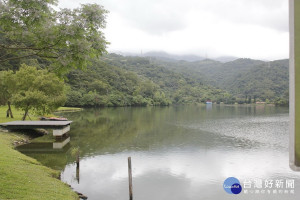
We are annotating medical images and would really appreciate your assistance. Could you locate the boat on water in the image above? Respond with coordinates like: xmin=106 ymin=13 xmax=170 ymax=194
xmin=206 ymin=100 xmax=212 ymax=104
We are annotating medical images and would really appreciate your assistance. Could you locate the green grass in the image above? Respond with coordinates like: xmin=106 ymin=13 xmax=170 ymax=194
xmin=0 ymin=106 xmax=82 ymax=123
xmin=0 ymin=105 xmax=40 ymax=123
xmin=55 ymin=107 xmax=82 ymax=112
xmin=0 ymin=132 xmax=78 ymax=200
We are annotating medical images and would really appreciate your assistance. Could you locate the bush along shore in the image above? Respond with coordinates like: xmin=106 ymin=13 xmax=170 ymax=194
xmin=0 ymin=131 xmax=79 ymax=200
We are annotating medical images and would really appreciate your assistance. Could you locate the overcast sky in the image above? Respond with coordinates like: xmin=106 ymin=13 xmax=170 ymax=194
xmin=59 ymin=0 xmax=288 ymax=60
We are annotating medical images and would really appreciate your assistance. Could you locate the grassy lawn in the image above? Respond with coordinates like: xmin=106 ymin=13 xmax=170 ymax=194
xmin=0 ymin=106 xmax=82 ymax=123
xmin=55 ymin=107 xmax=83 ymax=112
xmin=0 ymin=105 xmax=36 ymax=123
xmin=0 ymin=132 xmax=78 ymax=200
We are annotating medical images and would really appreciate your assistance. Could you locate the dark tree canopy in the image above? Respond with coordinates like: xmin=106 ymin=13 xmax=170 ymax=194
xmin=0 ymin=0 xmax=108 ymax=75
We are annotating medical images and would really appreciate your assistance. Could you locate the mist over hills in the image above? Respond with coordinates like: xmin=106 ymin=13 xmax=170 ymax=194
xmin=150 ymin=56 xmax=288 ymax=103
xmin=102 ymin=53 xmax=289 ymax=105
xmin=115 ymin=51 xmax=238 ymax=63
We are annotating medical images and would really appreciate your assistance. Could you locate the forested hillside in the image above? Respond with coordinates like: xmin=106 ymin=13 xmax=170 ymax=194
xmin=146 ymin=56 xmax=289 ymax=105
xmin=64 ymin=54 xmax=233 ymax=107
xmin=64 ymin=53 xmax=288 ymax=107
xmin=227 ymin=60 xmax=289 ymax=104
xmin=1 ymin=48 xmax=288 ymax=108
xmin=65 ymin=59 xmax=170 ymax=107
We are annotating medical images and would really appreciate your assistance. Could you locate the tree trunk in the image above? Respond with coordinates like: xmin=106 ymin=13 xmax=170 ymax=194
xmin=22 ymin=109 xmax=29 ymax=121
xmin=7 ymin=101 xmax=14 ymax=118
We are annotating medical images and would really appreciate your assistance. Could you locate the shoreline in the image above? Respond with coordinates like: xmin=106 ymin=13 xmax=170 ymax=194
xmin=0 ymin=131 xmax=79 ymax=200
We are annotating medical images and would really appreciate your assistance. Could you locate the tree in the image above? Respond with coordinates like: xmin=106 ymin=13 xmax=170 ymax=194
xmin=0 ymin=0 xmax=108 ymax=75
xmin=11 ymin=64 xmax=66 ymax=120
xmin=0 ymin=70 xmax=15 ymax=117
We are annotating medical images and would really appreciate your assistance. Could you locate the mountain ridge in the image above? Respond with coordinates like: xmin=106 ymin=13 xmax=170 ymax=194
xmin=113 ymin=51 xmax=239 ymax=63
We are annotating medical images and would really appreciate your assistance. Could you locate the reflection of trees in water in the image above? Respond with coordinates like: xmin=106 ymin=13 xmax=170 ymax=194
xmin=67 ymin=107 xmax=170 ymax=155
xmin=17 ymin=143 xmax=72 ymax=170
xmin=19 ymin=105 xmax=287 ymax=171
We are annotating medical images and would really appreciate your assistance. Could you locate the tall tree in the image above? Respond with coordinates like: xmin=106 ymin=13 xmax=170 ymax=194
xmin=0 ymin=70 xmax=15 ymax=117
xmin=0 ymin=0 xmax=108 ymax=75
xmin=11 ymin=64 xmax=66 ymax=120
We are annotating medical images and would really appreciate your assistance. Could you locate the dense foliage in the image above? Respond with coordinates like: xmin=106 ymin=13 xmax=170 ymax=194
xmin=0 ymin=65 xmax=66 ymax=119
xmin=0 ymin=0 xmax=108 ymax=75
xmin=65 ymin=59 xmax=171 ymax=107
xmin=225 ymin=60 xmax=289 ymax=105
xmin=64 ymin=54 xmax=234 ymax=107
xmin=0 ymin=0 xmax=109 ymax=117
xmin=149 ymin=56 xmax=289 ymax=105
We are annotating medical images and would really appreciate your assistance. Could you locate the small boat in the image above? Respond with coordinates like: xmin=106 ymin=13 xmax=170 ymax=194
xmin=206 ymin=100 xmax=212 ymax=104
xmin=40 ymin=117 xmax=68 ymax=121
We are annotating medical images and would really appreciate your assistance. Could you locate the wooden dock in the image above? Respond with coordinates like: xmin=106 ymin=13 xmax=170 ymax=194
xmin=0 ymin=121 xmax=72 ymax=137
xmin=0 ymin=121 xmax=72 ymax=129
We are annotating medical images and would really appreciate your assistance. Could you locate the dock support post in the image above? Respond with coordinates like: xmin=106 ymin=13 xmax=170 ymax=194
xmin=128 ymin=157 xmax=133 ymax=200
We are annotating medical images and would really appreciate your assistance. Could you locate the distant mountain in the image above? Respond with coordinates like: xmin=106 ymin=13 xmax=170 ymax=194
xmin=114 ymin=51 xmax=207 ymax=62
xmin=144 ymin=51 xmax=206 ymax=62
xmin=112 ymin=51 xmax=239 ymax=63
xmin=65 ymin=53 xmax=289 ymax=106
xmin=227 ymin=59 xmax=289 ymax=103
xmin=148 ymin=56 xmax=289 ymax=104
xmin=214 ymin=56 xmax=239 ymax=63
xmin=103 ymin=53 xmax=232 ymax=104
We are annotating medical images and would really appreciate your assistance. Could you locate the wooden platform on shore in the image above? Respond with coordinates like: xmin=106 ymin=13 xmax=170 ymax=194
xmin=0 ymin=121 xmax=72 ymax=130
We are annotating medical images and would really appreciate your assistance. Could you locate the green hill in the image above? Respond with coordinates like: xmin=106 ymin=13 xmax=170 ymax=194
xmin=227 ymin=59 xmax=289 ymax=104
xmin=64 ymin=54 xmax=233 ymax=107
xmin=1 ymin=49 xmax=288 ymax=107
xmin=144 ymin=56 xmax=288 ymax=105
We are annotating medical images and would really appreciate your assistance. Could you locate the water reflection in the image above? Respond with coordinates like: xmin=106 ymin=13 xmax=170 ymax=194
xmin=76 ymin=162 xmax=80 ymax=184
xmin=206 ymin=103 xmax=212 ymax=111
xmin=17 ymin=134 xmax=72 ymax=169
xmin=18 ymin=135 xmax=71 ymax=152
xmin=19 ymin=105 xmax=300 ymax=200
xmin=61 ymin=148 xmax=298 ymax=200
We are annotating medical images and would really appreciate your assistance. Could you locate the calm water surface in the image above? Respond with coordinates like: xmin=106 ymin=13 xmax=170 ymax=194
xmin=18 ymin=105 xmax=300 ymax=200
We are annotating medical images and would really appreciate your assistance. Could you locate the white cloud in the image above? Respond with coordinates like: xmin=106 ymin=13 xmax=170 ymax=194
xmin=58 ymin=0 xmax=289 ymax=60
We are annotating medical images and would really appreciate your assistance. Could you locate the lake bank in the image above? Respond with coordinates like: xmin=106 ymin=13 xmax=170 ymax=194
xmin=0 ymin=131 xmax=78 ymax=200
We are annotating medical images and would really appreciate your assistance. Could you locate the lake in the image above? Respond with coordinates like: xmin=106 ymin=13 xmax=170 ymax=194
xmin=18 ymin=105 xmax=300 ymax=200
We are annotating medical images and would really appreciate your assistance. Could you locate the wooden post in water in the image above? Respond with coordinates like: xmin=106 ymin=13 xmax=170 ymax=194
xmin=76 ymin=163 xmax=80 ymax=183
xmin=128 ymin=157 xmax=133 ymax=200
xmin=73 ymin=148 xmax=80 ymax=183
xmin=76 ymin=151 xmax=80 ymax=168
